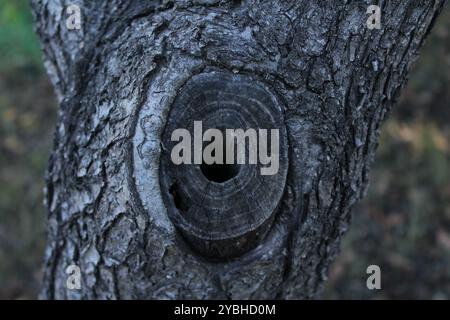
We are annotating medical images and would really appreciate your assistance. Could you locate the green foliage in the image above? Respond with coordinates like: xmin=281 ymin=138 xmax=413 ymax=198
xmin=0 ymin=0 xmax=53 ymax=299
xmin=0 ymin=0 xmax=43 ymax=73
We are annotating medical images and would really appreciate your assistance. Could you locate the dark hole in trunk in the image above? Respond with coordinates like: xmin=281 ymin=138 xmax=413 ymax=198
xmin=200 ymin=162 xmax=240 ymax=183
xmin=200 ymin=144 xmax=240 ymax=183
xmin=169 ymin=183 xmax=189 ymax=212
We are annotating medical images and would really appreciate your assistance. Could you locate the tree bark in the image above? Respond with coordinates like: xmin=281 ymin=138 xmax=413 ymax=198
xmin=32 ymin=0 xmax=445 ymax=299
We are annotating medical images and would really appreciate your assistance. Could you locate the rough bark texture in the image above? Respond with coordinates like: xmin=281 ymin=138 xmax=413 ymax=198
xmin=32 ymin=0 xmax=445 ymax=299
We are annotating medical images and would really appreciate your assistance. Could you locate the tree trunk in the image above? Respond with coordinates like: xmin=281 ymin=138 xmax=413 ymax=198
xmin=32 ymin=0 xmax=445 ymax=299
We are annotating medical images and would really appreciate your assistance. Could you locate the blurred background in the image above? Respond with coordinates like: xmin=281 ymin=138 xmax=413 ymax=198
xmin=0 ymin=0 xmax=448 ymax=299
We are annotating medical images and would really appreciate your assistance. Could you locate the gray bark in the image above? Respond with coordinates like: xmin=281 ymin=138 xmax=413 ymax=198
xmin=32 ymin=0 xmax=445 ymax=299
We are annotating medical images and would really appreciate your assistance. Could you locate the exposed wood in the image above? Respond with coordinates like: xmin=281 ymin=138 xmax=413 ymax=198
xmin=157 ymin=71 xmax=288 ymax=259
